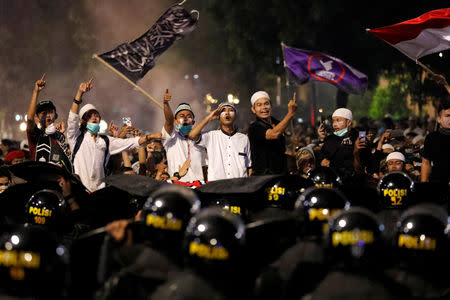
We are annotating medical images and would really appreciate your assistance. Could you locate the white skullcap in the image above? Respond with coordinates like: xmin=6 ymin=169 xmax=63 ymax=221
xmin=381 ymin=144 xmax=394 ymax=151
xmin=79 ymin=104 xmax=97 ymax=119
xmin=332 ymin=108 xmax=353 ymax=121
xmin=250 ymin=91 xmax=270 ymax=106
xmin=218 ymin=102 xmax=237 ymax=113
xmin=174 ymin=103 xmax=195 ymax=119
xmin=386 ymin=151 xmax=405 ymax=162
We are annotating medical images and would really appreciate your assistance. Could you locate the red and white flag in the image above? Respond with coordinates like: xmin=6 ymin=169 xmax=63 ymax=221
xmin=367 ymin=8 xmax=450 ymax=60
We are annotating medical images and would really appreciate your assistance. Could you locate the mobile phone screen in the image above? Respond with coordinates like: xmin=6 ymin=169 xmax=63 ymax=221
xmin=122 ymin=117 xmax=132 ymax=127
xmin=359 ymin=131 xmax=366 ymax=141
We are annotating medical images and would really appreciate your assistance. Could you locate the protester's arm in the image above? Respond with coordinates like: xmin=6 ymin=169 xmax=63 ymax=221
xmin=188 ymin=107 xmax=222 ymax=141
xmin=163 ymin=89 xmax=174 ymax=135
xmin=245 ymin=136 xmax=252 ymax=176
xmin=420 ymin=158 xmax=431 ymax=182
xmin=177 ymin=156 xmax=191 ymax=179
xmin=71 ymin=78 xmax=93 ymax=114
xmin=27 ymin=74 xmax=46 ymax=124
xmin=122 ymin=151 xmax=132 ymax=168
xmin=137 ymin=147 xmax=147 ymax=176
xmin=138 ymin=131 xmax=163 ymax=146
xmin=429 ymin=73 xmax=450 ymax=94
xmin=353 ymin=136 xmax=366 ymax=174
xmin=376 ymin=130 xmax=391 ymax=150
xmin=265 ymin=93 xmax=297 ymax=140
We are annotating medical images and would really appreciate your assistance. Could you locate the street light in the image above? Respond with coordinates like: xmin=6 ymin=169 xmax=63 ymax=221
xmin=439 ymin=52 xmax=443 ymax=58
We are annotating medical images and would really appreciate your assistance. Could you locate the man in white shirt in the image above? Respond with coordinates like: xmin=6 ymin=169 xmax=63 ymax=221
xmin=162 ymin=89 xmax=206 ymax=182
xmin=189 ymin=102 xmax=251 ymax=181
xmin=67 ymin=79 xmax=161 ymax=191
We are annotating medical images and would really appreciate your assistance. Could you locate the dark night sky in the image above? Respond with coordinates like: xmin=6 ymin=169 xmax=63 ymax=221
xmin=0 ymin=0 xmax=449 ymax=140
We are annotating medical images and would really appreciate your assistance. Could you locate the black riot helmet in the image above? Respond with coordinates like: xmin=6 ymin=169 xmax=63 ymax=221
xmin=295 ymin=187 xmax=349 ymax=239
xmin=212 ymin=196 xmax=248 ymax=218
xmin=0 ymin=225 xmax=68 ymax=298
xmin=141 ymin=185 xmax=201 ymax=252
xmin=378 ymin=171 xmax=414 ymax=209
xmin=394 ymin=203 xmax=448 ymax=271
xmin=263 ymin=175 xmax=313 ymax=210
xmin=183 ymin=207 xmax=246 ymax=276
xmin=327 ymin=207 xmax=384 ymax=268
xmin=307 ymin=166 xmax=342 ymax=189
xmin=24 ymin=189 xmax=67 ymax=228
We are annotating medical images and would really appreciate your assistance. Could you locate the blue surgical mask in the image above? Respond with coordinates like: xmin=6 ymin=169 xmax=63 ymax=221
xmin=334 ymin=128 xmax=348 ymax=137
xmin=86 ymin=122 xmax=100 ymax=134
xmin=177 ymin=124 xmax=192 ymax=136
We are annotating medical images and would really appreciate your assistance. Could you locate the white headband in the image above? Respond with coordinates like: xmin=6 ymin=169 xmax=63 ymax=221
xmin=332 ymin=108 xmax=353 ymax=122
xmin=250 ymin=91 xmax=270 ymax=106
xmin=386 ymin=152 xmax=405 ymax=162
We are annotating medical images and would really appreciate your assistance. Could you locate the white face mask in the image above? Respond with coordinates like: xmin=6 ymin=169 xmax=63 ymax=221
xmin=45 ymin=123 xmax=56 ymax=135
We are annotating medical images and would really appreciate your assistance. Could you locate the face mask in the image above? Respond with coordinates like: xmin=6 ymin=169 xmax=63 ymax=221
xmin=45 ymin=123 xmax=56 ymax=135
xmin=177 ymin=124 xmax=192 ymax=136
xmin=334 ymin=127 xmax=348 ymax=137
xmin=87 ymin=122 xmax=100 ymax=134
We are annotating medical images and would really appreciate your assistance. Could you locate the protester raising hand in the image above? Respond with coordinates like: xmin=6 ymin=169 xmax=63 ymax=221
xmin=108 ymin=122 xmax=119 ymax=137
xmin=163 ymin=88 xmax=171 ymax=102
xmin=34 ymin=73 xmax=46 ymax=93
xmin=288 ymin=92 xmax=298 ymax=115
xmin=429 ymin=73 xmax=450 ymax=94
xmin=55 ymin=120 xmax=66 ymax=134
xmin=209 ymin=106 xmax=223 ymax=121
xmin=71 ymin=78 xmax=93 ymax=114
xmin=78 ymin=78 xmax=94 ymax=95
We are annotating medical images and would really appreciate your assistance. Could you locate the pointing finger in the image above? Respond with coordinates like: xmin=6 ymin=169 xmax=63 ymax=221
xmin=41 ymin=73 xmax=46 ymax=81
xmin=88 ymin=77 xmax=94 ymax=85
xmin=293 ymin=92 xmax=296 ymax=101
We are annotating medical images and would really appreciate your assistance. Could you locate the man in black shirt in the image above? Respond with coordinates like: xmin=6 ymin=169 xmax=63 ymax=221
xmin=248 ymin=91 xmax=297 ymax=175
xmin=421 ymin=99 xmax=450 ymax=185
xmin=318 ymin=108 xmax=357 ymax=180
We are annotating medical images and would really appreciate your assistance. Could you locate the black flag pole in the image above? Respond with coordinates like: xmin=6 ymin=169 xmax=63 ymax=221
xmin=93 ymin=54 xmax=163 ymax=110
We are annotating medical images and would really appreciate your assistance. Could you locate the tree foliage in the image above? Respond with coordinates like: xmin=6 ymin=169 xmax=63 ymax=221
xmin=195 ymin=0 xmax=450 ymax=108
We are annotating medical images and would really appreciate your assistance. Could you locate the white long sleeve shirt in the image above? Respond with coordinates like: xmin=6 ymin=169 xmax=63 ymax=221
xmin=68 ymin=111 xmax=139 ymax=192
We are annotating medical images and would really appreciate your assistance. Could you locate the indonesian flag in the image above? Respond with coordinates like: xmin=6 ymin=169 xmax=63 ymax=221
xmin=367 ymin=8 xmax=450 ymax=60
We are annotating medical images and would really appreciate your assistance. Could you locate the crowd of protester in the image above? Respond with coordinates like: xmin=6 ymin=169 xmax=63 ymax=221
xmin=0 ymin=74 xmax=448 ymax=299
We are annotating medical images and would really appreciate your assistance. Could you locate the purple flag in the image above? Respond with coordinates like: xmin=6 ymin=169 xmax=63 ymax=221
xmin=283 ymin=44 xmax=368 ymax=95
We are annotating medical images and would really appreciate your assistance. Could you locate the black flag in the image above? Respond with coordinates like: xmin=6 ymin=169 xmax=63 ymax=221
xmin=98 ymin=5 xmax=198 ymax=82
